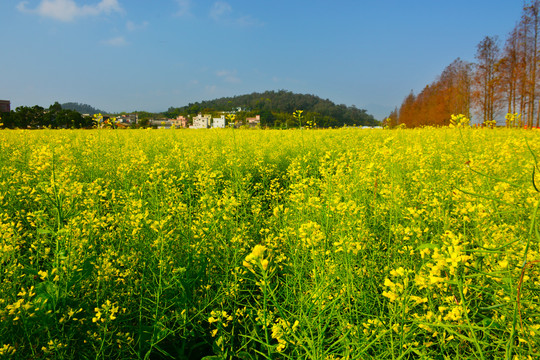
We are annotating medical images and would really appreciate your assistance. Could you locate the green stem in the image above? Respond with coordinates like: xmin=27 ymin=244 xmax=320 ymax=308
xmin=262 ymin=269 xmax=272 ymax=359
xmin=459 ymin=274 xmax=485 ymax=360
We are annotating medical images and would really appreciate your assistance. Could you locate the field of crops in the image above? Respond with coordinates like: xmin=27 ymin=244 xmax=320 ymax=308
xmin=1 ymin=127 xmax=539 ymax=359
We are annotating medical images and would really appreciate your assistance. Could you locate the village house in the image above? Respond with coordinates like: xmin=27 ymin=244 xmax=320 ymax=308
xmin=213 ymin=115 xmax=226 ymax=128
xmin=150 ymin=119 xmax=174 ymax=128
xmin=171 ymin=115 xmax=188 ymax=128
xmin=191 ymin=114 xmax=211 ymax=129
xmin=116 ymin=114 xmax=138 ymax=124
xmin=246 ymin=115 xmax=261 ymax=128
xmin=0 ymin=100 xmax=10 ymax=113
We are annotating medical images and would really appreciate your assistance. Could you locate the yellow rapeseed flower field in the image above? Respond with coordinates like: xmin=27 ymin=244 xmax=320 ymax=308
xmin=0 ymin=127 xmax=539 ymax=359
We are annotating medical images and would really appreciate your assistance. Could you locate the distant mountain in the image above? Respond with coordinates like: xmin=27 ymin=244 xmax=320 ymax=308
xmin=167 ymin=90 xmax=380 ymax=127
xmin=61 ymin=102 xmax=105 ymax=115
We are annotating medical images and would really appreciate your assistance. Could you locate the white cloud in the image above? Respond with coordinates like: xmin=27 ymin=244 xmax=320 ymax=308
xmin=126 ymin=20 xmax=148 ymax=31
xmin=205 ymin=85 xmax=217 ymax=94
xmin=235 ymin=15 xmax=263 ymax=27
xmin=175 ymin=0 xmax=192 ymax=17
xmin=210 ymin=1 xmax=232 ymax=20
xmin=101 ymin=36 xmax=127 ymax=46
xmin=209 ymin=1 xmax=262 ymax=27
xmin=216 ymin=69 xmax=240 ymax=84
xmin=17 ymin=0 xmax=123 ymax=22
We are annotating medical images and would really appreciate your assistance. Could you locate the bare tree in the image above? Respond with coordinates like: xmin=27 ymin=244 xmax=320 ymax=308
xmin=499 ymin=27 xmax=520 ymax=118
xmin=523 ymin=1 xmax=540 ymax=127
xmin=473 ymin=36 xmax=502 ymax=124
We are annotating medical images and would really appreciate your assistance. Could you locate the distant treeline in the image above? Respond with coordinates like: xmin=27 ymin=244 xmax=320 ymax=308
xmin=0 ymin=91 xmax=380 ymax=129
xmin=0 ymin=102 xmax=93 ymax=129
xmin=165 ymin=90 xmax=380 ymax=128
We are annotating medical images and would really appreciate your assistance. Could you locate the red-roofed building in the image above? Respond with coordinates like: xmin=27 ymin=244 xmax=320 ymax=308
xmin=246 ymin=115 xmax=260 ymax=127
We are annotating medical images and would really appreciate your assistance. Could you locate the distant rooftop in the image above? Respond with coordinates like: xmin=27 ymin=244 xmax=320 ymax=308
xmin=0 ymin=100 xmax=10 ymax=113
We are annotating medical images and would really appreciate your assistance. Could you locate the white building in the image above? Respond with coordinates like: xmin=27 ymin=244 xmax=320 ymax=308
xmin=190 ymin=114 xmax=211 ymax=129
xmin=213 ymin=115 xmax=226 ymax=128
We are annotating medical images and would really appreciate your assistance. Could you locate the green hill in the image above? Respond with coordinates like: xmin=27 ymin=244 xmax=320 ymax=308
xmin=61 ymin=102 xmax=105 ymax=115
xmin=166 ymin=90 xmax=379 ymax=127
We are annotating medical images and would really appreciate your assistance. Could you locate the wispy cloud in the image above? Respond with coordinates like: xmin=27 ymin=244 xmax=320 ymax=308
xmin=235 ymin=15 xmax=263 ymax=27
xmin=205 ymin=85 xmax=217 ymax=94
xmin=17 ymin=0 xmax=123 ymax=22
xmin=209 ymin=1 xmax=231 ymax=20
xmin=175 ymin=0 xmax=192 ymax=17
xmin=126 ymin=20 xmax=148 ymax=32
xmin=101 ymin=36 xmax=128 ymax=47
xmin=209 ymin=1 xmax=262 ymax=27
xmin=216 ymin=69 xmax=240 ymax=84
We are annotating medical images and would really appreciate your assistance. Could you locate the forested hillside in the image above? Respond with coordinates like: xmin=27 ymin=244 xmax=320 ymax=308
xmin=61 ymin=102 xmax=105 ymax=115
xmin=166 ymin=90 xmax=379 ymax=127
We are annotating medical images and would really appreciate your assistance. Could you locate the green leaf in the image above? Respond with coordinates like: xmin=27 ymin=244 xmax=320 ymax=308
xmin=35 ymin=281 xmax=57 ymax=311
xmin=37 ymin=228 xmax=52 ymax=235
xmin=236 ymin=351 xmax=256 ymax=360
xmin=416 ymin=243 xmax=440 ymax=250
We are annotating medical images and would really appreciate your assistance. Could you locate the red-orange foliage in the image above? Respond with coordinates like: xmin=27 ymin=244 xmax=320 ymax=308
xmin=395 ymin=59 xmax=471 ymax=128
xmin=391 ymin=1 xmax=540 ymax=128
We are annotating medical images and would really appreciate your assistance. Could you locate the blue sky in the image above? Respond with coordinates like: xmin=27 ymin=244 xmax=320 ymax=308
xmin=0 ymin=0 xmax=525 ymax=119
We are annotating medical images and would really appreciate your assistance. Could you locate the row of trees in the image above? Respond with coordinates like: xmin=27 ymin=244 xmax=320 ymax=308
xmin=388 ymin=1 xmax=540 ymax=128
xmin=0 ymin=102 xmax=93 ymax=129
xmin=1 ymin=91 xmax=379 ymax=129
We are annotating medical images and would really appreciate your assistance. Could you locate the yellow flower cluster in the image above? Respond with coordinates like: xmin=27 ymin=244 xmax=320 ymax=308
xmin=92 ymin=113 xmax=117 ymax=128
xmin=450 ymin=113 xmax=470 ymax=127
xmin=271 ymin=318 xmax=300 ymax=352
xmin=505 ymin=112 xmax=522 ymax=127
xmin=92 ymin=300 xmax=119 ymax=323
xmin=243 ymin=244 xmax=269 ymax=272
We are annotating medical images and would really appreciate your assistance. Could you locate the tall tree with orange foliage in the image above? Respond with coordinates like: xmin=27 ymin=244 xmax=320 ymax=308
xmin=383 ymin=107 xmax=399 ymax=128
xmin=398 ymin=91 xmax=417 ymax=126
xmin=438 ymin=58 xmax=472 ymax=121
xmin=393 ymin=59 xmax=471 ymax=127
